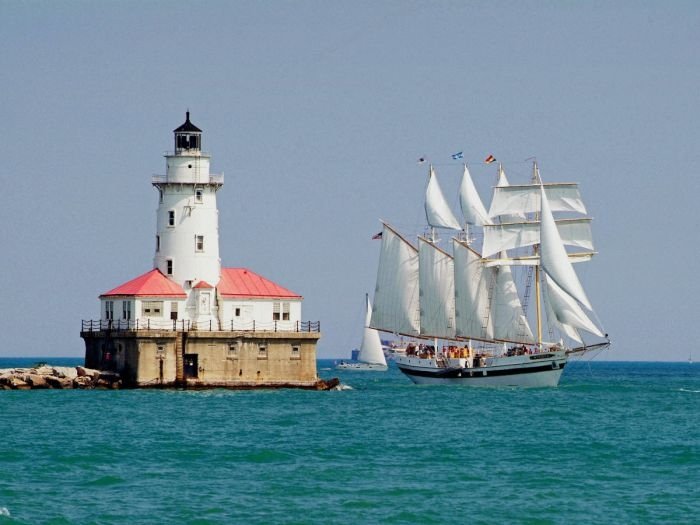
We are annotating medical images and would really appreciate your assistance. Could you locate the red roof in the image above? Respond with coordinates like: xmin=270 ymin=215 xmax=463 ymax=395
xmin=193 ymin=280 xmax=214 ymax=289
xmin=218 ymin=268 xmax=301 ymax=299
xmin=100 ymin=269 xmax=187 ymax=298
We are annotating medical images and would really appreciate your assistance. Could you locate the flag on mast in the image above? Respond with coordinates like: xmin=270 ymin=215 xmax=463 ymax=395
xmin=484 ymin=154 xmax=496 ymax=164
xmin=451 ymin=151 xmax=463 ymax=160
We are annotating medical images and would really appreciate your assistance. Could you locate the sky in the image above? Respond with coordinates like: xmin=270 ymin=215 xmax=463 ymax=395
xmin=1 ymin=1 xmax=698 ymax=361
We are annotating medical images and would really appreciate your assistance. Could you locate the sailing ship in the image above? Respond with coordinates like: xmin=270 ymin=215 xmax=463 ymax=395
xmin=337 ymin=294 xmax=389 ymax=371
xmin=370 ymin=160 xmax=610 ymax=387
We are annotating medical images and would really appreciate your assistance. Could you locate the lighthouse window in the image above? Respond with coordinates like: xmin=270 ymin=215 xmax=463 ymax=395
xmin=122 ymin=301 xmax=131 ymax=320
xmin=166 ymin=259 xmax=173 ymax=275
xmin=142 ymin=301 xmax=163 ymax=317
xmin=105 ymin=301 xmax=114 ymax=320
xmin=195 ymin=189 xmax=203 ymax=202
xmin=168 ymin=210 xmax=175 ymax=226
xmin=272 ymin=302 xmax=290 ymax=321
xmin=195 ymin=235 xmax=205 ymax=252
xmin=156 ymin=235 xmax=160 ymax=252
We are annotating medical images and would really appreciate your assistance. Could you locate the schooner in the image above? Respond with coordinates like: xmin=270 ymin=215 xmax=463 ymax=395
xmin=370 ymin=160 xmax=609 ymax=386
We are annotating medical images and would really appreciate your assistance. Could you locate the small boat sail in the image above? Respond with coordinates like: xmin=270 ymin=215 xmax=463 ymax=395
xmin=337 ymin=295 xmax=389 ymax=371
xmin=370 ymin=161 xmax=609 ymax=387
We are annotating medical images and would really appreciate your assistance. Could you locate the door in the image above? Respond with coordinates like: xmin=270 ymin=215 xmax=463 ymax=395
xmin=184 ymin=354 xmax=198 ymax=378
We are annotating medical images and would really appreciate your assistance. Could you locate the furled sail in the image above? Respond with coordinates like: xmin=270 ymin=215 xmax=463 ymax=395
xmin=425 ymin=166 xmax=462 ymax=230
xmin=418 ymin=238 xmax=456 ymax=338
xmin=489 ymin=183 xmax=587 ymax=219
xmin=482 ymin=218 xmax=594 ymax=258
xmin=539 ymin=187 xmax=592 ymax=309
xmin=453 ymin=240 xmax=494 ymax=340
xmin=459 ymin=164 xmax=490 ymax=226
xmin=358 ymin=294 xmax=387 ymax=365
xmin=370 ymin=223 xmax=420 ymax=336
xmin=543 ymin=274 xmax=604 ymax=338
xmin=491 ymin=254 xmax=535 ymax=343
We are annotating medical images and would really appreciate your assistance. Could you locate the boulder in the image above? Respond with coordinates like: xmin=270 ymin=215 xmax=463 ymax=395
xmin=45 ymin=376 xmax=73 ymax=389
xmin=73 ymin=376 xmax=93 ymax=389
xmin=52 ymin=367 xmax=79 ymax=380
xmin=24 ymin=374 xmax=50 ymax=389
xmin=8 ymin=377 xmax=31 ymax=390
xmin=77 ymin=366 xmax=101 ymax=381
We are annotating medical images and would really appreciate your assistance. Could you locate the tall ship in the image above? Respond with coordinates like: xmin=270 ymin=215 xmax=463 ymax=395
xmin=370 ymin=160 xmax=609 ymax=387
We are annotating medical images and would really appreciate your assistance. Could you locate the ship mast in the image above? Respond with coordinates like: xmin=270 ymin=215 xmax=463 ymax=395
xmin=532 ymin=160 xmax=543 ymax=347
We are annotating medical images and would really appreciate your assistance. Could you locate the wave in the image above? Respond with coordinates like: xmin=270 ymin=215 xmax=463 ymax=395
xmin=679 ymin=388 xmax=700 ymax=393
xmin=0 ymin=507 xmax=10 ymax=517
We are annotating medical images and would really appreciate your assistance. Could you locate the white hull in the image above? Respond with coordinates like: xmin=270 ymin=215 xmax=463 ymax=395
xmin=336 ymin=362 xmax=388 ymax=371
xmin=395 ymin=350 xmax=567 ymax=387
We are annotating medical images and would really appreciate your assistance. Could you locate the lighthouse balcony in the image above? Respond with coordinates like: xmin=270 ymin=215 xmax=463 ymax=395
xmin=81 ymin=319 xmax=320 ymax=333
xmin=152 ymin=173 xmax=224 ymax=186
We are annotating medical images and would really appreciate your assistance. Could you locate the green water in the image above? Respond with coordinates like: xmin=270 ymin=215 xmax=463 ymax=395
xmin=0 ymin=359 xmax=697 ymax=524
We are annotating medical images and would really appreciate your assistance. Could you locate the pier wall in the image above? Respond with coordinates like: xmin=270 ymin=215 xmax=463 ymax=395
xmin=81 ymin=330 xmax=320 ymax=388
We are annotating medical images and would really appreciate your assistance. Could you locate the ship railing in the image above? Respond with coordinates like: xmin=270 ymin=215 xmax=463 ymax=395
xmin=81 ymin=319 xmax=320 ymax=333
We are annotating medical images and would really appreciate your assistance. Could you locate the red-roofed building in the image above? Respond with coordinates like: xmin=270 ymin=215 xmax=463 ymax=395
xmin=101 ymin=269 xmax=187 ymax=298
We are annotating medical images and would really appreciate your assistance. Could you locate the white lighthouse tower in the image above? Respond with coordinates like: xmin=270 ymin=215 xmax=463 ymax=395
xmin=152 ymin=112 xmax=222 ymax=325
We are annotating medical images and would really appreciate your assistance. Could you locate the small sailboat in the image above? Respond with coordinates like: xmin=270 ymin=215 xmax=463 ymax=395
xmin=370 ymin=161 xmax=609 ymax=386
xmin=336 ymin=295 xmax=389 ymax=371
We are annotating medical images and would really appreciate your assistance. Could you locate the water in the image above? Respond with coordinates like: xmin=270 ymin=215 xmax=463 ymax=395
xmin=0 ymin=358 xmax=697 ymax=524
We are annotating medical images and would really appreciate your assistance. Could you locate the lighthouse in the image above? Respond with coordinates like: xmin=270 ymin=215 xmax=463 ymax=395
xmin=81 ymin=113 xmax=323 ymax=388
xmin=152 ymin=112 xmax=222 ymax=326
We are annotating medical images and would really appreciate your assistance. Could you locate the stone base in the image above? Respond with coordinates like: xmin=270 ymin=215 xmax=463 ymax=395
xmin=81 ymin=329 xmax=322 ymax=388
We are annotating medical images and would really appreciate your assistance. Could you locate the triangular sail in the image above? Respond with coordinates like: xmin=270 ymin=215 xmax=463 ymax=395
xmin=542 ymin=280 xmax=583 ymax=343
xmin=357 ymin=295 xmax=387 ymax=365
xmin=370 ymin=223 xmax=420 ymax=336
xmin=539 ymin=187 xmax=592 ymax=309
xmin=453 ymin=240 xmax=494 ymax=340
xmin=491 ymin=254 xmax=535 ymax=343
xmin=543 ymin=274 xmax=604 ymax=338
xmin=425 ymin=166 xmax=462 ymax=230
xmin=482 ymin=218 xmax=594 ymax=258
xmin=459 ymin=164 xmax=490 ymax=226
xmin=489 ymin=183 xmax=587 ymax=219
xmin=418 ymin=238 xmax=456 ymax=338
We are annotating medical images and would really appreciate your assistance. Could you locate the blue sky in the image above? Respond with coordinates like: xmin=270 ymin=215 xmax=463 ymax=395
xmin=1 ymin=1 xmax=698 ymax=360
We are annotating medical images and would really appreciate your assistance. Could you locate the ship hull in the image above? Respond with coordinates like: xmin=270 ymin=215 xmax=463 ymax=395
xmin=336 ymin=362 xmax=388 ymax=371
xmin=395 ymin=351 xmax=567 ymax=387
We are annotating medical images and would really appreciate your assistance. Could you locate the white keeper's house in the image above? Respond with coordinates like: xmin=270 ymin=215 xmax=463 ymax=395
xmin=81 ymin=113 xmax=322 ymax=388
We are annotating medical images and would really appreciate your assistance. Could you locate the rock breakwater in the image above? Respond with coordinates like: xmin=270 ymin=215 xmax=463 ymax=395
xmin=0 ymin=365 xmax=121 ymax=390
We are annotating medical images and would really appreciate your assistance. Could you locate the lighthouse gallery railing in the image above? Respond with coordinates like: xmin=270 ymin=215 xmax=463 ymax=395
xmin=81 ymin=319 xmax=320 ymax=333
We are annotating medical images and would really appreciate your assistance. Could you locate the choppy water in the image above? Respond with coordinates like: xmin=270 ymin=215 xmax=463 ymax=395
xmin=0 ymin=358 xmax=698 ymax=524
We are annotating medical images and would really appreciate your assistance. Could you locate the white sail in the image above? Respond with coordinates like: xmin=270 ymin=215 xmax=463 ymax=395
xmin=544 ymin=274 xmax=604 ymax=338
xmin=418 ymin=238 xmax=456 ymax=338
xmin=492 ymin=165 xmax=525 ymax=221
xmin=453 ymin=240 xmax=494 ymax=340
xmin=459 ymin=164 xmax=490 ymax=226
xmin=482 ymin=218 xmax=594 ymax=258
xmin=542 ymin=280 xmax=583 ymax=343
xmin=539 ymin=187 xmax=592 ymax=309
xmin=489 ymin=183 xmax=587 ymax=219
xmin=370 ymin=223 xmax=420 ymax=336
xmin=491 ymin=255 xmax=535 ymax=343
xmin=357 ymin=295 xmax=387 ymax=365
xmin=425 ymin=166 xmax=462 ymax=230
